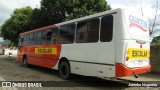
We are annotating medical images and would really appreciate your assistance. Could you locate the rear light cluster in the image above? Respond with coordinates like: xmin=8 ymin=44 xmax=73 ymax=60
xmin=126 ymin=56 xmax=129 ymax=61
xmin=126 ymin=50 xmax=130 ymax=61
xmin=140 ymin=44 xmax=142 ymax=48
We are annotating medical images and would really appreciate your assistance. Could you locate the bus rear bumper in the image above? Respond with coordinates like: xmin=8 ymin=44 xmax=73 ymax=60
xmin=115 ymin=63 xmax=151 ymax=77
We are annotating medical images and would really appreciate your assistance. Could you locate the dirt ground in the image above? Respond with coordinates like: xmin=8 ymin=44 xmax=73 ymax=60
xmin=0 ymin=55 xmax=159 ymax=90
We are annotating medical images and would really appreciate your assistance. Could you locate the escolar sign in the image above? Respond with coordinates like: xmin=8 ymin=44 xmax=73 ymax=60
xmin=127 ymin=48 xmax=150 ymax=60
xmin=35 ymin=48 xmax=57 ymax=54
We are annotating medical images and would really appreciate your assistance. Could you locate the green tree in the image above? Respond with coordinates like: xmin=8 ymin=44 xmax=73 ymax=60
xmin=1 ymin=6 xmax=33 ymax=46
xmin=68 ymin=0 xmax=111 ymax=20
xmin=152 ymin=36 xmax=160 ymax=45
xmin=1 ymin=0 xmax=111 ymax=45
xmin=29 ymin=8 xmax=46 ymax=29
xmin=40 ymin=0 xmax=111 ymax=26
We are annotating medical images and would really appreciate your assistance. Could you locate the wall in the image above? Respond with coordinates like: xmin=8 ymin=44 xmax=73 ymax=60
xmin=4 ymin=48 xmax=17 ymax=56
xmin=150 ymin=46 xmax=160 ymax=74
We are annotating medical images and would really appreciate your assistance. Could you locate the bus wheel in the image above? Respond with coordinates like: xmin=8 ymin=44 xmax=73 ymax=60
xmin=58 ymin=61 xmax=71 ymax=80
xmin=23 ymin=57 xmax=29 ymax=67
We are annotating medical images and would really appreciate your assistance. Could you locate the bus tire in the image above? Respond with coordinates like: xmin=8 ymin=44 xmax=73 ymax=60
xmin=58 ymin=61 xmax=71 ymax=80
xmin=23 ymin=56 xmax=29 ymax=67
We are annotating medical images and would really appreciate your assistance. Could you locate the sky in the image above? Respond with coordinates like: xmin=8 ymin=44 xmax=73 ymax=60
xmin=107 ymin=0 xmax=156 ymax=18
xmin=0 ymin=0 xmax=41 ymax=27
xmin=0 ymin=0 xmax=159 ymax=42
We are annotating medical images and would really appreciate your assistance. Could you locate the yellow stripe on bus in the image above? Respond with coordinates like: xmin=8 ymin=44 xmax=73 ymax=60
xmin=35 ymin=48 xmax=57 ymax=54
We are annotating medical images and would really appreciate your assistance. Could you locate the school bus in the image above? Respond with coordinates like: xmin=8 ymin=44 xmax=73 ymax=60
xmin=18 ymin=8 xmax=151 ymax=79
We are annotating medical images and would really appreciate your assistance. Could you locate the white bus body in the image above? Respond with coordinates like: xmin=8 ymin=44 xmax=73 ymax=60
xmin=18 ymin=8 xmax=151 ymax=79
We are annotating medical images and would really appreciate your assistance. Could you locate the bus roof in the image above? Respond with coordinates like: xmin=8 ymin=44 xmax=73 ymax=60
xmin=20 ymin=8 xmax=123 ymax=35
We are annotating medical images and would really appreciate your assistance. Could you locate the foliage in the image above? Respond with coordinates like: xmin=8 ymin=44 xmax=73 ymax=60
xmin=29 ymin=8 xmax=43 ymax=29
xmin=40 ymin=0 xmax=111 ymax=26
xmin=1 ymin=6 xmax=33 ymax=46
xmin=140 ymin=0 xmax=160 ymax=44
xmin=149 ymin=1 xmax=160 ymax=35
xmin=152 ymin=36 xmax=160 ymax=45
xmin=149 ymin=1 xmax=160 ymax=44
xmin=0 ymin=0 xmax=111 ymax=46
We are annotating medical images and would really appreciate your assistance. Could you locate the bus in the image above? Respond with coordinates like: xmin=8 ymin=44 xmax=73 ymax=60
xmin=17 ymin=8 xmax=151 ymax=79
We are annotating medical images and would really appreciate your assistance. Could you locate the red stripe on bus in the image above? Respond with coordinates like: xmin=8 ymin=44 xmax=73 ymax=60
xmin=41 ymin=44 xmax=62 ymax=68
xmin=129 ymin=23 xmax=148 ymax=32
xmin=17 ymin=44 xmax=62 ymax=69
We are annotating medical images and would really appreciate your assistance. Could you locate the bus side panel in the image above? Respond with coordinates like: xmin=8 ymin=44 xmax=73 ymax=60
xmin=22 ymin=44 xmax=61 ymax=68
xmin=42 ymin=44 xmax=61 ymax=68
xmin=85 ymin=64 xmax=115 ymax=77
xmin=85 ymin=42 xmax=115 ymax=77
xmin=17 ymin=55 xmax=23 ymax=63
xmin=70 ymin=61 xmax=86 ymax=75
xmin=59 ymin=42 xmax=115 ymax=77
xmin=17 ymin=46 xmax=30 ymax=63
xmin=59 ymin=44 xmax=87 ymax=75
xmin=17 ymin=46 xmax=23 ymax=63
xmin=115 ymin=41 xmax=127 ymax=64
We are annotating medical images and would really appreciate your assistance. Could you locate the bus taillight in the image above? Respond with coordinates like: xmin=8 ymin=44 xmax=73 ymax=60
xmin=140 ymin=44 xmax=142 ymax=48
xmin=126 ymin=56 xmax=129 ymax=61
xmin=126 ymin=50 xmax=129 ymax=61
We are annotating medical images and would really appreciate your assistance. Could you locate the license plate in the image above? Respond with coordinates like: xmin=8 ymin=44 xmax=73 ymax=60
xmin=127 ymin=48 xmax=150 ymax=60
xmin=138 ymin=61 xmax=143 ymax=65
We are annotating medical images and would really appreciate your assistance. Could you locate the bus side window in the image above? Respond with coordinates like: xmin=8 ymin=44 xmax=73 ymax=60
xmin=26 ymin=34 xmax=30 ymax=45
xmin=100 ymin=15 xmax=113 ymax=42
xmin=87 ymin=18 xmax=99 ymax=42
xmin=37 ymin=31 xmax=43 ymax=45
xmin=59 ymin=25 xmax=67 ymax=44
xmin=42 ymin=30 xmax=46 ymax=44
xmin=51 ymin=28 xmax=58 ymax=44
xmin=67 ymin=24 xmax=75 ymax=43
xmin=76 ymin=18 xmax=99 ymax=43
xmin=76 ymin=21 xmax=88 ymax=43
xmin=46 ymin=29 xmax=52 ymax=44
xmin=21 ymin=37 xmax=23 ymax=42
xmin=23 ymin=35 xmax=28 ymax=46
xmin=18 ymin=35 xmax=23 ymax=46
xmin=33 ymin=32 xmax=37 ymax=45
xmin=59 ymin=24 xmax=75 ymax=44
xmin=29 ymin=33 xmax=34 ymax=45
